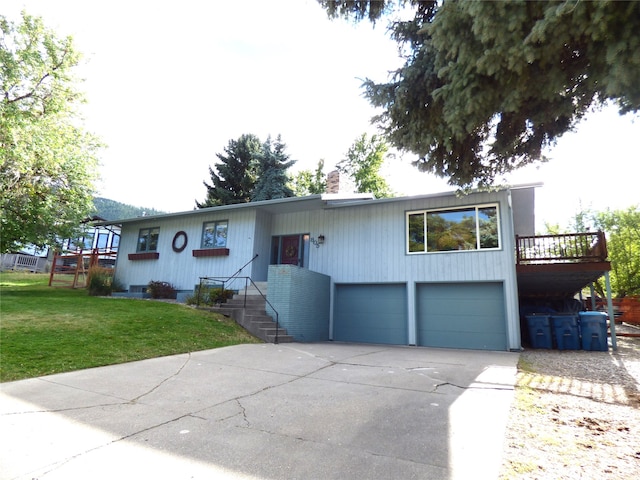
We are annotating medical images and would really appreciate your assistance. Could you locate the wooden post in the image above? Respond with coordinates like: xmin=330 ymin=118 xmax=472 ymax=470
xmin=604 ymin=271 xmax=617 ymax=351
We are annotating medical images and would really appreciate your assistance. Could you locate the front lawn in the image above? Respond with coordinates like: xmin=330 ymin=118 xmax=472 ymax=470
xmin=0 ymin=272 xmax=259 ymax=382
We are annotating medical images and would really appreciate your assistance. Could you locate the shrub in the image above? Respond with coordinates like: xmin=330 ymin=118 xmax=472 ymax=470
xmin=147 ymin=280 xmax=177 ymax=299
xmin=186 ymin=286 xmax=235 ymax=306
xmin=111 ymin=276 xmax=126 ymax=292
xmin=87 ymin=267 xmax=114 ymax=296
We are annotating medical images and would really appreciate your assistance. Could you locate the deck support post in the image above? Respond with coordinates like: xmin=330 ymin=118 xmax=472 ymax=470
xmin=604 ymin=271 xmax=617 ymax=351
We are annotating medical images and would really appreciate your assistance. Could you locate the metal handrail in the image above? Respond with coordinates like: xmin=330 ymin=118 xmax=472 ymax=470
xmin=245 ymin=277 xmax=280 ymax=344
xmin=198 ymin=275 xmax=280 ymax=344
xmin=197 ymin=254 xmax=280 ymax=343
xmin=228 ymin=254 xmax=259 ymax=283
xmin=197 ymin=254 xmax=259 ymax=305
xmin=516 ymin=231 xmax=607 ymax=265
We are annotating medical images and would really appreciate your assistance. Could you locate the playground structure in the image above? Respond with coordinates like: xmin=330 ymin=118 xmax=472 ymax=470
xmin=48 ymin=249 xmax=117 ymax=288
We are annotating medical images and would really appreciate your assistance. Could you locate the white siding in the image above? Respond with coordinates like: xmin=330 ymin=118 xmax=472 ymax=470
xmin=270 ymin=191 xmax=515 ymax=284
xmin=115 ymin=209 xmax=266 ymax=290
xmin=270 ymin=190 xmax=520 ymax=350
xmin=112 ymin=188 xmax=524 ymax=350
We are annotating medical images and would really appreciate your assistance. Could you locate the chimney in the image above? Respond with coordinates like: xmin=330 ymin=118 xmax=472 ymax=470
xmin=326 ymin=170 xmax=340 ymax=194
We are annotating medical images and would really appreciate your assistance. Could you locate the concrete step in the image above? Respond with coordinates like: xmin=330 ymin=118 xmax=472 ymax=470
xmin=244 ymin=309 xmax=270 ymax=316
xmin=250 ymin=320 xmax=278 ymax=329
xmin=241 ymin=282 xmax=268 ymax=296
xmin=197 ymin=281 xmax=291 ymax=343
xmin=259 ymin=327 xmax=289 ymax=336
xmin=225 ymin=298 xmax=266 ymax=308
xmin=266 ymin=334 xmax=294 ymax=343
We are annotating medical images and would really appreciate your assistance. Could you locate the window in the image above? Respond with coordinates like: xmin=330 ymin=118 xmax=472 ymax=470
xmin=96 ymin=232 xmax=109 ymax=249
xmin=407 ymin=205 xmax=499 ymax=254
xmin=137 ymin=227 xmax=159 ymax=252
xmin=65 ymin=232 xmax=93 ymax=252
xmin=201 ymin=220 xmax=228 ymax=248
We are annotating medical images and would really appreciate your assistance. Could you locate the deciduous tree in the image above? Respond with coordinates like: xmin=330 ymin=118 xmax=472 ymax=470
xmin=291 ymin=159 xmax=327 ymax=196
xmin=1 ymin=13 xmax=101 ymax=252
xmin=594 ymin=207 xmax=640 ymax=298
xmin=563 ymin=206 xmax=640 ymax=298
xmin=337 ymin=133 xmax=392 ymax=198
xmin=319 ymin=0 xmax=640 ymax=188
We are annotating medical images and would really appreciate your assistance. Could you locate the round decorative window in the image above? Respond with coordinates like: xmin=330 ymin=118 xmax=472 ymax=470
xmin=172 ymin=231 xmax=188 ymax=253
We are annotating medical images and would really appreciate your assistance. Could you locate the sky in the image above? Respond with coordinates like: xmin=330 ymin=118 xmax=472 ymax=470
xmin=4 ymin=0 xmax=639 ymax=231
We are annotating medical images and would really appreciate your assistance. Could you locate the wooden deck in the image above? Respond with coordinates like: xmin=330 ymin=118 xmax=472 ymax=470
xmin=515 ymin=231 xmax=611 ymax=299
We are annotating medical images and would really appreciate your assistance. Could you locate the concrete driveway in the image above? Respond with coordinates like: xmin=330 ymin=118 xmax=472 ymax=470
xmin=0 ymin=343 xmax=519 ymax=480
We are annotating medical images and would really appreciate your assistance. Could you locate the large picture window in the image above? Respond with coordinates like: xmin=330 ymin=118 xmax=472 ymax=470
xmin=407 ymin=205 xmax=499 ymax=254
xmin=137 ymin=227 xmax=159 ymax=252
xmin=202 ymin=220 xmax=228 ymax=248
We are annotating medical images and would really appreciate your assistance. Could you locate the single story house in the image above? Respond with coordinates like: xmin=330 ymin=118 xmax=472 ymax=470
xmin=97 ymin=184 xmax=561 ymax=351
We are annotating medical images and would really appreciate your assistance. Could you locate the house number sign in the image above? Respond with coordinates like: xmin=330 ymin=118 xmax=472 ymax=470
xmin=172 ymin=231 xmax=188 ymax=253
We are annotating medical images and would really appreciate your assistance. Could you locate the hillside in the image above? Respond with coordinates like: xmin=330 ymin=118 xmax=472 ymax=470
xmin=92 ymin=197 xmax=167 ymax=221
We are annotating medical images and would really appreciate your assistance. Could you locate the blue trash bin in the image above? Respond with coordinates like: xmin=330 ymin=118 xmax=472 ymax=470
xmin=579 ymin=312 xmax=608 ymax=351
xmin=551 ymin=315 xmax=580 ymax=350
xmin=526 ymin=315 xmax=552 ymax=349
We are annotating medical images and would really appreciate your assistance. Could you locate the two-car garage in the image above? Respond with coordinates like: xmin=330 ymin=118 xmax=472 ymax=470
xmin=333 ymin=282 xmax=507 ymax=351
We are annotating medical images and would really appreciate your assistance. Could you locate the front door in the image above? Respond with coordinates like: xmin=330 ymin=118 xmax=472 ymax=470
xmin=280 ymin=235 xmax=301 ymax=265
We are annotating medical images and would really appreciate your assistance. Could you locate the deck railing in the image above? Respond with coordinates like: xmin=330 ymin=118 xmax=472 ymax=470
xmin=516 ymin=231 xmax=607 ymax=265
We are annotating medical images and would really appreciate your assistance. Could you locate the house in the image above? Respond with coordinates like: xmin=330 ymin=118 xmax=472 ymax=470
xmin=1 ymin=217 xmax=120 ymax=274
xmin=60 ymin=216 xmax=121 ymax=260
xmin=95 ymin=183 xmax=612 ymax=351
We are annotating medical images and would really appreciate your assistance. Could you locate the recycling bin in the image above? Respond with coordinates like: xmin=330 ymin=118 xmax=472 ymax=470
xmin=579 ymin=312 xmax=608 ymax=351
xmin=551 ymin=314 xmax=580 ymax=350
xmin=526 ymin=315 xmax=552 ymax=349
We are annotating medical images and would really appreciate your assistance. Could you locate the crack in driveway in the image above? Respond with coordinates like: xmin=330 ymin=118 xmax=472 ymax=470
xmin=129 ymin=353 xmax=192 ymax=404
xmin=2 ymin=344 xmax=517 ymax=479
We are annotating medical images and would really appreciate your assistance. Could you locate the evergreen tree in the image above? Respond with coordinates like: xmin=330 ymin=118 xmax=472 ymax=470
xmin=251 ymin=135 xmax=296 ymax=201
xmin=196 ymin=134 xmax=261 ymax=207
xmin=319 ymin=1 xmax=640 ymax=188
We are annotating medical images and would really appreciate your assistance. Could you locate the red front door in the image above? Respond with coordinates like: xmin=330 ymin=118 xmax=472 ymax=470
xmin=281 ymin=235 xmax=300 ymax=265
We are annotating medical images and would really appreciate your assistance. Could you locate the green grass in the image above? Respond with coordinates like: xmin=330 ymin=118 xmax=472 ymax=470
xmin=0 ymin=272 xmax=260 ymax=382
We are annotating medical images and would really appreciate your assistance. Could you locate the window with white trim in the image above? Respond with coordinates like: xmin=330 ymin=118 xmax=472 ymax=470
xmin=407 ymin=204 xmax=500 ymax=253
xmin=201 ymin=220 xmax=228 ymax=248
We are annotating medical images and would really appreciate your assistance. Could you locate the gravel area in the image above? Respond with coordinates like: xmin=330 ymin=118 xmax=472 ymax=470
xmin=499 ymin=324 xmax=640 ymax=479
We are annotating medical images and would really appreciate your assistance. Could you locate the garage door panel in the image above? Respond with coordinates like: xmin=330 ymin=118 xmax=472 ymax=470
xmin=424 ymin=331 xmax=506 ymax=350
xmin=427 ymin=314 xmax=499 ymax=333
xmin=334 ymin=284 xmax=407 ymax=345
xmin=426 ymin=299 xmax=498 ymax=315
xmin=417 ymin=282 xmax=506 ymax=350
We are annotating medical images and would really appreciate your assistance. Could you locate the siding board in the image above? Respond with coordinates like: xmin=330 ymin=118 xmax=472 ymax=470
xmin=112 ymin=188 xmax=525 ymax=350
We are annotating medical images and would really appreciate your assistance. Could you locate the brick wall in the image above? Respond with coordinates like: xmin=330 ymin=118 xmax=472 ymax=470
xmin=267 ymin=265 xmax=331 ymax=341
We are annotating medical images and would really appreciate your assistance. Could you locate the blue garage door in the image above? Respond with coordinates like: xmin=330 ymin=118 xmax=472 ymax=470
xmin=416 ymin=282 xmax=506 ymax=350
xmin=333 ymin=284 xmax=407 ymax=345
